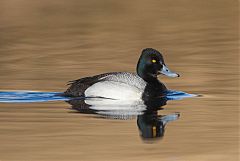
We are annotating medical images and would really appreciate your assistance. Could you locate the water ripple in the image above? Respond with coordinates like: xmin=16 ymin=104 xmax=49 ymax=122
xmin=0 ymin=90 xmax=197 ymax=103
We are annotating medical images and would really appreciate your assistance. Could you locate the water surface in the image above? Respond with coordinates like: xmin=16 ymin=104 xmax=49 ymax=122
xmin=0 ymin=0 xmax=238 ymax=161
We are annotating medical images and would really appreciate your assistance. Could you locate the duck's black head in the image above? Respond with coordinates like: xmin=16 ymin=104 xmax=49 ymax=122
xmin=137 ymin=48 xmax=179 ymax=82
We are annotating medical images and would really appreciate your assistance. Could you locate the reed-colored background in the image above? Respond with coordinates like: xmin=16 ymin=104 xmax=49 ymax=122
xmin=0 ymin=0 xmax=239 ymax=161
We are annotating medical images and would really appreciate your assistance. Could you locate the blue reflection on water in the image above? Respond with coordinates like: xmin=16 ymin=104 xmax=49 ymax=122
xmin=0 ymin=91 xmax=68 ymax=103
xmin=165 ymin=90 xmax=197 ymax=100
xmin=0 ymin=90 xmax=197 ymax=103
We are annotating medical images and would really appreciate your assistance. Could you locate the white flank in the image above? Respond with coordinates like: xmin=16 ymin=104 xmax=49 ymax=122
xmin=85 ymin=81 xmax=143 ymax=100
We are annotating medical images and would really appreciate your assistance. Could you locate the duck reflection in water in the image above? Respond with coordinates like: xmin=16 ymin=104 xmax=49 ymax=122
xmin=66 ymin=96 xmax=180 ymax=140
xmin=137 ymin=108 xmax=179 ymax=139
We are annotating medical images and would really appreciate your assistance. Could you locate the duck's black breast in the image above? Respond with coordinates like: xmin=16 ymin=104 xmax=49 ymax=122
xmin=64 ymin=72 xmax=118 ymax=97
xmin=142 ymin=81 xmax=167 ymax=101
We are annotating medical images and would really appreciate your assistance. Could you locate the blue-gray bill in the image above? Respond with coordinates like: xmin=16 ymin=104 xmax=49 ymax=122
xmin=160 ymin=65 xmax=180 ymax=77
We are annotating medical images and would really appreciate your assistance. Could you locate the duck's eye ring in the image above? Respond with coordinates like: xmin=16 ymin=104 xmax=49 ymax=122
xmin=152 ymin=59 xmax=157 ymax=63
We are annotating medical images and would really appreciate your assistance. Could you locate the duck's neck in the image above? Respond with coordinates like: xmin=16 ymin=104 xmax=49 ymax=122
xmin=137 ymin=68 xmax=159 ymax=83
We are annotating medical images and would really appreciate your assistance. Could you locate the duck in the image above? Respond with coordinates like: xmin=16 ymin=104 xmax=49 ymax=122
xmin=64 ymin=48 xmax=179 ymax=101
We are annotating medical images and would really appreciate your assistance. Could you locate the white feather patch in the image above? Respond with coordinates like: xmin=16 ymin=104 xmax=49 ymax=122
xmin=85 ymin=81 xmax=144 ymax=100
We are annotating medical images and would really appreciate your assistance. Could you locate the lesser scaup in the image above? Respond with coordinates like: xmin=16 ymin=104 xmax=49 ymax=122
xmin=64 ymin=48 xmax=179 ymax=100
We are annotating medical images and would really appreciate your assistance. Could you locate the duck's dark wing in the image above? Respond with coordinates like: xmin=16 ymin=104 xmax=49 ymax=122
xmin=64 ymin=72 xmax=118 ymax=97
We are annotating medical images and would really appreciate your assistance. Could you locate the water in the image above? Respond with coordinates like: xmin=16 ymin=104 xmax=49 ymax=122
xmin=0 ymin=90 xmax=195 ymax=103
xmin=0 ymin=0 xmax=239 ymax=161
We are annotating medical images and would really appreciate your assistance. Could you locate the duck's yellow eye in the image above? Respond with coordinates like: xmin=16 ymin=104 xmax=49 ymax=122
xmin=152 ymin=59 xmax=157 ymax=63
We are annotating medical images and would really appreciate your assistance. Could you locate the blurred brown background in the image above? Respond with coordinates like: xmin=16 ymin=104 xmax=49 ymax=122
xmin=0 ymin=0 xmax=239 ymax=161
